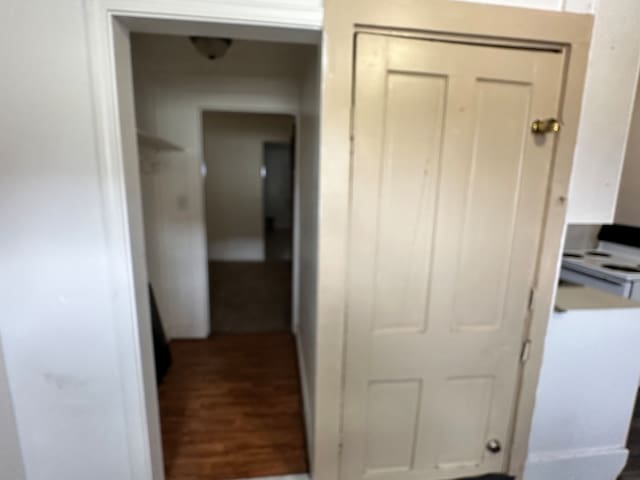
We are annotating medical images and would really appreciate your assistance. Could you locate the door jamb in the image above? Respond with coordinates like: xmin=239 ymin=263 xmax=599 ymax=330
xmin=317 ymin=1 xmax=592 ymax=479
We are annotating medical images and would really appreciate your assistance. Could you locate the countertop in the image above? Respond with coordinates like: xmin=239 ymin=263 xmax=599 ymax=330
xmin=555 ymin=284 xmax=640 ymax=312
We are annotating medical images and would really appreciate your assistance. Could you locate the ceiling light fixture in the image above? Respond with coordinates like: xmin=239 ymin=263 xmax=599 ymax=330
xmin=189 ymin=36 xmax=233 ymax=60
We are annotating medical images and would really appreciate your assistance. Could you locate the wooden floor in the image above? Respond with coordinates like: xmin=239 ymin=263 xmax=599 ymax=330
xmin=158 ymin=333 xmax=309 ymax=480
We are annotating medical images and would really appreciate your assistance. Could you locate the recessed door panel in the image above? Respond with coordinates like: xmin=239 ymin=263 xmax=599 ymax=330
xmin=365 ymin=380 xmax=422 ymax=472
xmin=435 ymin=376 xmax=494 ymax=468
xmin=372 ymin=73 xmax=446 ymax=334
xmin=453 ymin=80 xmax=532 ymax=331
xmin=342 ymin=33 xmax=564 ymax=480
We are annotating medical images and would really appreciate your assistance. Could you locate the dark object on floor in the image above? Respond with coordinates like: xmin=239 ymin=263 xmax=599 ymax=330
xmin=149 ymin=284 xmax=172 ymax=383
xmin=159 ymin=333 xmax=308 ymax=479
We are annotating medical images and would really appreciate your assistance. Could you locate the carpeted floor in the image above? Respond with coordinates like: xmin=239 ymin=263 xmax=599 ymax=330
xmin=208 ymin=261 xmax=292 ymax=333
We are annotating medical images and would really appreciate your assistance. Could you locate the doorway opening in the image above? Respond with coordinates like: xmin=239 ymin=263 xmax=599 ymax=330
xmin=204 ymin=112 xmax=295 ymax=334
xmin=264 ymin=141 xmax=294 ymax=262
xmin=130 ymin=29 xmax=319 ymax=480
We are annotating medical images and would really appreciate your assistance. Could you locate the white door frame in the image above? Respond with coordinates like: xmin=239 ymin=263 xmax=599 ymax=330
xmin=84 ymin=1 xmax=320 ymax=479
xmin=316 ymin=1 xmax=592 ymax=479
xmin=196 ymin=107 xmax=302 ymax=332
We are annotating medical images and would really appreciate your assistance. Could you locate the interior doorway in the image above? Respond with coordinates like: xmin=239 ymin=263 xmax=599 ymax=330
xmin=264 ymin=141 xmax=294 ymax=261
xmin=202 ymin=112 xmax=296 ymax=334
xmin=130 ymin=29 xmax=319 ymax=480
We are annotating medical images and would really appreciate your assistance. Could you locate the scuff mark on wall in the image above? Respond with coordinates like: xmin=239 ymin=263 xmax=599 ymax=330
xmin=43 ymin=373 xmax=88 ymax=391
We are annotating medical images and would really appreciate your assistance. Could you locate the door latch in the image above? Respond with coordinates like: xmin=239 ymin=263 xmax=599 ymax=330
xmin=531 ymin=118 xmax=561 ymax=135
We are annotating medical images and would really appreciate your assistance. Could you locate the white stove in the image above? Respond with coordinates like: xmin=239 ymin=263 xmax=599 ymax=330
xmin=561 ymin=240 xmax=640 ymax=301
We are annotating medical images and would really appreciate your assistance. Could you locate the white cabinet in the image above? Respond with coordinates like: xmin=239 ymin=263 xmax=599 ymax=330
xmin=525 ymin=286 xmax=640 ymax=480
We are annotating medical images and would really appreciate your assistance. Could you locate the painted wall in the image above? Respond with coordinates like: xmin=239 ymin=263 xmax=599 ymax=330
xmin=296 ymin=48 xmax=321 ymax=456
xmin=566 ymin=0 xmax=640 ymax=224
xmin=132 ymin=35 xmax=313 ymax=338
xmin=616 ymin=77 xmax=640 ymax=227
xmin=1 ymin=1 xmax=134 ymax=478
xmin=202 ymin=112 xmax=294 ymax=261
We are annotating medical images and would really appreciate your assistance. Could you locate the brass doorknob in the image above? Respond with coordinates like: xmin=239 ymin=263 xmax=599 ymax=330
xmin=531 ymin=118 xmax=561 ymax=135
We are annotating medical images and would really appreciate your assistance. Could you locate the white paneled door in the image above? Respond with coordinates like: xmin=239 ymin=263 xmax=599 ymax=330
xmin=341 ymin=34 xmax=564 ymax=480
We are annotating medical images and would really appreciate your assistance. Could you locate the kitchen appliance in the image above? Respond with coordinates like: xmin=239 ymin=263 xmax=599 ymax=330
xmin=561 ymin=225 xmax=640 ymax=301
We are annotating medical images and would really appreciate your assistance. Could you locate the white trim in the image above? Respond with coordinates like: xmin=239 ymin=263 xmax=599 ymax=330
xmin=84 ymin=8 xmax=158 ymax=480
xmin=84 ymin=2 xmax=320 ymax=478
xmin=524 ymin=448 xmax=628 ymax=480
xmin=104 ymin=0 xmax=322 ymax=32
xmin=295 ymin=331 xmax=313 ymax=460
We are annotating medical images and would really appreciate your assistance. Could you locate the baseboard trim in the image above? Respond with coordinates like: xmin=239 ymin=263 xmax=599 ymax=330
xmin=294 ymin=332 xmax=313 ymax=467
xmin=524 ymin=448 xmax=628 ymax=480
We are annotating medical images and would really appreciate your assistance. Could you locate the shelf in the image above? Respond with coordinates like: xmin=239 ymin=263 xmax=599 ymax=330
xmin=137 ymin=130 xmax=183 ymax=152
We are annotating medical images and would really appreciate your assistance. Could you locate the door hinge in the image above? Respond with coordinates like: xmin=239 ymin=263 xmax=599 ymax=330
xmin=520 ymin=339 xmax=532 ymax=364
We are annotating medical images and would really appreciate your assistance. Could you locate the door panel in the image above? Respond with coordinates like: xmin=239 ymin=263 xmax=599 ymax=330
xmin=342 ymin=34 xmax=564 ymax=480
xmin=365 ymin=380 xmax=422 ymax=472
xmin=373 ymin=72 xmax=446 ymax=333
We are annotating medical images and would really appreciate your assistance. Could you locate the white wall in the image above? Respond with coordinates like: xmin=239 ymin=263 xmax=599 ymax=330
xmin=295 ymin=48 xmax=321 ymax=457
xmin=132 ymin=35 xmax=313 ymax=338
xmin=616 ymin=77 xmax=640 ymax=227
xmin=0 ymin=1 xmax=134 ymax=479
xmin=566 ymin=0 xmax=640 ymax=224
xmin=203 ymin=112 xmax=294 ymax=261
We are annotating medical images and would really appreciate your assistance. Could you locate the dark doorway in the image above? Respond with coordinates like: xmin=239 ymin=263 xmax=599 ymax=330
xmin=202 ymin=112 xmax=295 ymax=334
xmin=263 ymin=141 xmax=294 ymax=261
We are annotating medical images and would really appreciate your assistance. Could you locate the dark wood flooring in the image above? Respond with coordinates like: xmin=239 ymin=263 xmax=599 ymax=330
xmin=158 ymin=333 xmax=308 ymax=480
xmin=209 ymin=261 xmax=292 ymax=334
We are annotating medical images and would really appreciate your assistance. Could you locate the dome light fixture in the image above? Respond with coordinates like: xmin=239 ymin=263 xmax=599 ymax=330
xmin=189 ymin=37 xmax=233 ymax=60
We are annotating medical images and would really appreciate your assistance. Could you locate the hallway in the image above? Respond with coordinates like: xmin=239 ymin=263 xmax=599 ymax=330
xmin=158 ymin=334 xmax=308 ymax=480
